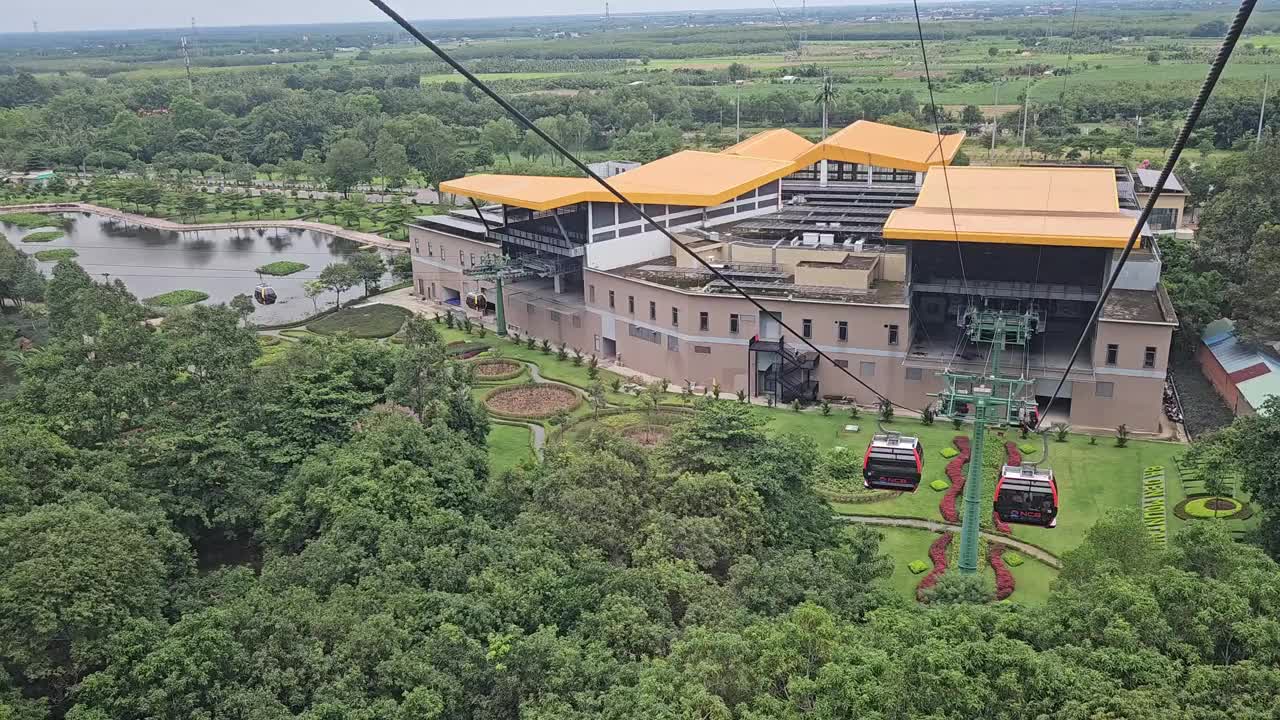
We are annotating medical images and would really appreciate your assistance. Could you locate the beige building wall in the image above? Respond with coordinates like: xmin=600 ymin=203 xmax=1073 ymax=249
xmin=408 ymin=225 xmax=502 ymax=303
xmin=1135 ymin=192 xmax=1186 ymax=228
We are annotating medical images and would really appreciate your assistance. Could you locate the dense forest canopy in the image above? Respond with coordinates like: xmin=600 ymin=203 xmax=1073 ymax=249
xmin=0 ymin=258 xmax=1279 ymax=718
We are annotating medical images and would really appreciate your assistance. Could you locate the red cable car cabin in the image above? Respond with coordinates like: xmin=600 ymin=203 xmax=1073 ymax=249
xmin=993 ymin=464 xmax=1058 ymax=527
xmin=862 ymin=433 xmax=924 ymax=492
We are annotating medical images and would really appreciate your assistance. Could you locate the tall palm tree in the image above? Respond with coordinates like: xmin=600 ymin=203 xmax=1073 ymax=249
xmin=814 ymin=73 xmax=838 ymax=141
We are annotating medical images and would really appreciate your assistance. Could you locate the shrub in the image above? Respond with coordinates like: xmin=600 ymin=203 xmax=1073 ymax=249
xmin=1053 ymin=422 xmax=1070 ymax=442
xmin=952 ymin=416 xmax=963 ymax=430
xmin=434 ymin=312 xmax=442 ymax=324
xmin=571 ymin=348 xmax=583 ymax=366
xmin=921 ymin=406 xmax=935 ymax=425
xmin=540 ymin=339 xmax=551 ymax=354
xmin=940 ymin=447 xmax=959 ymax=459
xmin=878 ymin=398 xmax=894 ymax=423
xmin=587 ymin=355 xmax=599 ymax=379
xmin=525 ymin=336 xmax=536 ymax=350
xmin=737 ymin=389 xmax=747 ymax=403
xmin=256 ymin=261 xmax=309 ymax=276
xmin=610 ymin=376 xmax=622 ymax=392
xmin=930 ymin=479 xmax=951 ymax=492
xmin=1018 ymin=443 xmax=1038 ymax=455
xmin=445 ymin=341 xmax=489 ymax=359
xmin=1115 ymin=423 xmax=1129 ymax=448
xmin=556 ymin=342 xmax=567 ymax=361
xmin=907 ymin=560 xmax=930 ymax=575
xmin=1003 ymin=552 xmax=1025 ymax=567
xmin=848 ymin=405 xmax=860 ymax=419
xmin=476 ymin=325 xmax=486 ymax=338
xmin=791 ymin=398 xmax=802 ymax=412
xmin=821 ymin=399 xmax=831 ymax=416
xmin=444 ymin=312 xmax=455 ymax=329
xmin=461 ymin=315 xmax=473 ymax=334
xmin=144 ymin=289 xmax=209 ymax=307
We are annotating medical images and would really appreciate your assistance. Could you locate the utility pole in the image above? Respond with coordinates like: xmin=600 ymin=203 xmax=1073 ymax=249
xmin=735 ymin=81 xmax=743 ymax=143
xmin=990 ymin=81 xmax=1000 ymax=163
xmin=31 ymin=20 xmax=38 ymax=33
xmin=1135 ymin=114 xmax=1142 ymax=143
xmin=1258 ymin=74 xmax=1269 ymax=143
xmin=1020 ymin=72 xmax=1031 ymax=157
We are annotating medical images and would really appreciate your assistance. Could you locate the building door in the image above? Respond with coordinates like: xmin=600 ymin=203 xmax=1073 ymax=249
xmin=760 ymin=311 xmax=783 ymax=340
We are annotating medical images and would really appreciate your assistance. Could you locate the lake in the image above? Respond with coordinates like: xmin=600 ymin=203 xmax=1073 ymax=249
xmin=1 ymin=211 xmax=392 ymax=325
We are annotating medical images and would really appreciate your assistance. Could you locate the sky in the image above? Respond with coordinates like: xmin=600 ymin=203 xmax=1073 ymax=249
xmin=3 ymin=0 xmax=899 ymax=34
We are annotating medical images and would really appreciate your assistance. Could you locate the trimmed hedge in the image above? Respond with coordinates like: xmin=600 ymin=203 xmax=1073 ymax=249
xmin=1174 ymin=494 xmax=1253 ymax=520
xmin=144 ymin=289 xmax=209 ymax=307
xmin=929 ymin=479 xmax=950 ymax=492
xmin=1004 ymin=552 xmax=1025 ymax=567
xmin=1019 ymin=443 xmax=1039 ymax=455
xmin=308 ymin=305 xmax=410 ymax=339
xmin=940 ymin=447 xmax=959 ymax=459
xmin=907 ymin=559 xmax=929 ymax=575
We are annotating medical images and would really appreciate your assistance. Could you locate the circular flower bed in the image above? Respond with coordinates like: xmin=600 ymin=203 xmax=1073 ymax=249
xmin=484 ymin=384 xmax=581 ymax=419
xmin=471 ymin=359 xmax=523 ymax=381
xmin=1175 ymin=494 xmax=1252 ymax=520
xmin=621 ymin=424 xmax=673 ymax=447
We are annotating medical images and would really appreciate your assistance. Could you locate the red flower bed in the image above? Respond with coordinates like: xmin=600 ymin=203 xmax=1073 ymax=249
xmin=989 ymin=542 xmax=1015 ymax=600
xmin=915 ymin=532 xmax=953 ymax=601
xmin=939 ymin=436 xmax=971 ymax=523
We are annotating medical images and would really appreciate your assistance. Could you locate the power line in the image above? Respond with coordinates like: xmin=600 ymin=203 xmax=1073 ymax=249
xmin=1034 ymin=0 xmax=1259 ymax=431
xmin=365 ymin=0 xmax=921 ymax=414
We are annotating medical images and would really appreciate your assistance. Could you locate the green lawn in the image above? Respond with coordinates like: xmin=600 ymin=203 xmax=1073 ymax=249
xmin=0 ymin=212 xmax=65 ymax=228
xmin=19 ymin=230 xmax=64 ymax=243
xmin=488 ymin=422 xmax=535 ymax=475
xmin=308 ymin=305 xmax=411 ymax=339
xmin=762 ymin=409 xmax=1183 ymax=556
xmin=868 ymin=525 xmax=1056 ymax=605
xmin=256 ymin=261 xmax=309 ymax=276
xmin=33 ymin=248 xmax=78 ymax=262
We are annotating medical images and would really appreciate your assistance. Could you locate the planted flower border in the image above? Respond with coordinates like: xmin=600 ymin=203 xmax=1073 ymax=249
xmin=940 ymin=436 xmax=970 ymax=523
xmin=915 ymin=532 xmax=953 ymax=602
xmin=469 ymin=358 xmax=525 ymax=382
xmin=989 ymin=542 xmax=1015 ymax=600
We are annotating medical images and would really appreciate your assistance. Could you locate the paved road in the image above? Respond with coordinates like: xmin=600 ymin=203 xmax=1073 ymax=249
xmin=4 ymin=202 xmax=409 ymax=252
xmin=832 ymin=514 xmax=1063 ymax=568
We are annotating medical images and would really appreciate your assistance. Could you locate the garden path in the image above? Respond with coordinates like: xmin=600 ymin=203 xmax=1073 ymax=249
xmin=833 ymin=514 xmax=1063 ymax=568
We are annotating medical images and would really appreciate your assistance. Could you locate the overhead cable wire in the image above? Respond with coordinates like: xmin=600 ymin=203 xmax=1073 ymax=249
xmin=1033 ymin=0 xmax=1259 ymax=431
xmin=365 ymin=0 xmax=922 ymax=413
xmin=910 ymin=0 xmax=970 ymax=299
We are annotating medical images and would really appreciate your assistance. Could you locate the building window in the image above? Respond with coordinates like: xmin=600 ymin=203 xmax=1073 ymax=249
xmin=837 ymin=321 xmax=849 ymax=342
xmin=470 ymin=253 xmax=476 ymax=267
xmin=649 ymin=301 xmax=656 ymax=321
xmin=671 ymin=307 xmax=679 ymax=327
xmin=1144 ymin=346 xmax=1157 ymax=369
xmin=667 ymin=335 xmax=679 ymax=352
xmin=427 ymin=241 xmax=433 ymax=257
xmin=588 ymin=284 xmax=595 ymax=303
xmin=860 ymin=361 xmax=876 ymax=377
xmin=458 ymin=250 xmax=464 ymax=265
xmin=572 ymin=315 xmax=582 ymax=328
xmin=549 ymin=310 xmax=561 ymax=323
xmin=1105 ymin=344 xmax=1119 ymax=366
xmin=833 ymin=359 xmax=849 ymax=369
xmin=609 ymin=290 xmax=615 ymax=309
xmin=699 ymin=311 xmax=709 ymax=331
xmin=694 ymin=345 xmax=711 ymax=354
xmin=802 ymin=318 xmax=812 ymax=339
xmin=905 ymin=367 xmax=923 ymax=382
xmin=629 ymin=324 xmax=661 ymax=343
xmin=628 ymin=295 xmax=635 ymax=314
xmin=1096 ymin=381 xmax=1114 ymax=398
xmin=888 ymin=324 xmax=899 ymax=346
xmin=729 ymin=314 xmax=740 ymax=334
xmin=526 ymin=303 xmax=535 ymax=316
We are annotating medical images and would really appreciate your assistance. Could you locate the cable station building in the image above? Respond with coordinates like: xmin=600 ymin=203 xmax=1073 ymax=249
xmin=409 ymin=120 xmax=1177 ymax=434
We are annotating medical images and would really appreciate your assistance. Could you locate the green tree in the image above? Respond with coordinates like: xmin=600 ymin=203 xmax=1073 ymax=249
xmin=317 ymin=262 xmax=360 ymax=307
xmin=480 ymin=117 xmax=521 ymax=165
xmin=323 ymin=138 xmax=373 ymax=197
xmin=348 ymin=251 xmax=386 ymax=297
xmin=374 ymin=133 xmax=411 ymax=190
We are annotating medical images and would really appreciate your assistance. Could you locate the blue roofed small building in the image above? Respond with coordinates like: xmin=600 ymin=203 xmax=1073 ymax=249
xmin=1198 ymin=319 xmax=1280 ymax=416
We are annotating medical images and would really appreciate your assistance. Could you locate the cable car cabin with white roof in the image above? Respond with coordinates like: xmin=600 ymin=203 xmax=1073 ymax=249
xmin=994 ymin=464 xmax=1059 ymax=527
xmin=862 ymin=432 xmax=924 ymax=492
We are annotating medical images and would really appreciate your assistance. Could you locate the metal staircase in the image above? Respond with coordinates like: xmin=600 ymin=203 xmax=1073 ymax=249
xmin=749 ymin=335 xmax=819 ymax=403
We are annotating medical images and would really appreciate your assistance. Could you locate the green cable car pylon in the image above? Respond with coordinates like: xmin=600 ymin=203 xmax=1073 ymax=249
xmin=934 ymin=308 xmax=1038 ymax=573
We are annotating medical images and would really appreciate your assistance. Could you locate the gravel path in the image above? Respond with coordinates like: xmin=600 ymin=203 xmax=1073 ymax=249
xmin=833 ymin=514 xmax=1063 ymax=568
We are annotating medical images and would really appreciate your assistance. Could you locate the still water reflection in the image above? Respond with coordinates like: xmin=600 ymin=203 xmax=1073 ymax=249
xmin=2 ymin=212 xmax=391 ymax=324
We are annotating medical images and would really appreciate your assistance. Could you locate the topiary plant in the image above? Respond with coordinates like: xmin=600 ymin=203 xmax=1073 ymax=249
xmin=587 ymin=354 xmax=599 ymax=379
xmin=525 ymin=336 xmax=536 ymax=350
xmin=879 ymin=398 xmax=894 ymax=423
xmin=1115 ymin=423 xmax=1129 ymax=448
xmin=556 ymin=342 xmax=567 ymax=361
xmin=821 ymin=399 xmax=831 ymax=416
xmin=1053 ymin=422 xmax=1070 ymax=442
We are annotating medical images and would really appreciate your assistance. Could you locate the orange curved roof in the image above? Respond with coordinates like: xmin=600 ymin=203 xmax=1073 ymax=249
xmin=793 ymin=120 xmax=965 ymax=173
xmin=721 ymin=128 xmax=814 ymax=162
xmin=884 ymin=166 xmax=1135 ymax=248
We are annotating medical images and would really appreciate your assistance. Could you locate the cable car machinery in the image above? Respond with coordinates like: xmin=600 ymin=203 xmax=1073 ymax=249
xmin=462 ymin=253 xmax=580 ymax=336
xmin=934 ymin=306 xmax=1046 ymax=574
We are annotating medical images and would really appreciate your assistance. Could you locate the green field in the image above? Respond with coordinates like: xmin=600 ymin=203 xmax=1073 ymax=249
xmin=308 ymin=305 xmax=412 ymax=338
xmin=144 ymin=289 xmax=209 ymax=307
